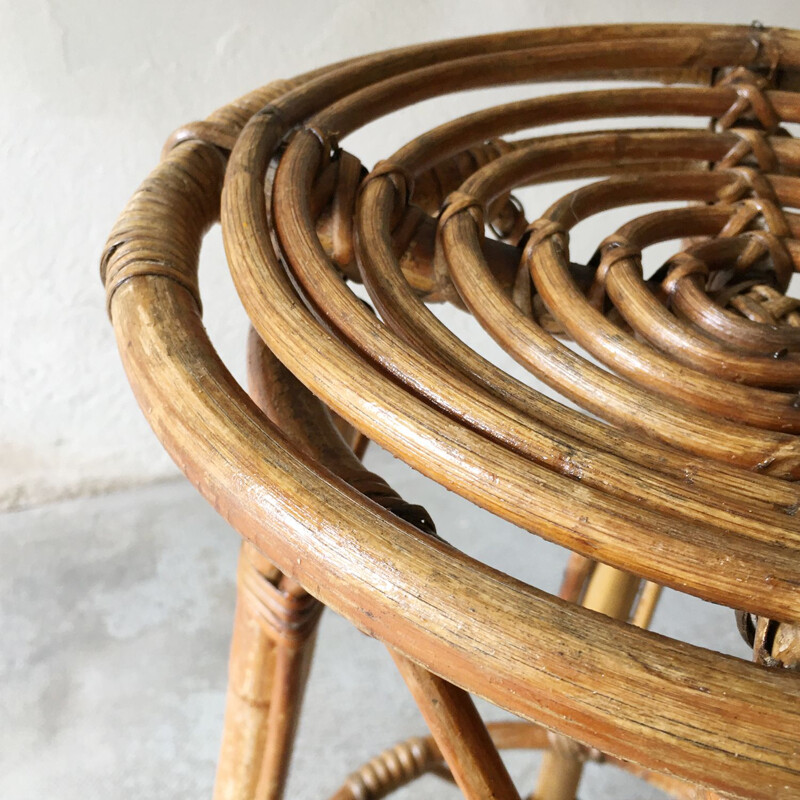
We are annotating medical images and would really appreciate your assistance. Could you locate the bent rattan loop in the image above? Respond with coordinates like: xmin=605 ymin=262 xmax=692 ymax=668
xmin=520 ymin=218 xmax=569 ymax=263
xmin=304 ymin=123 xmax=341 ymax=161
xmin=720 ymin=197 xmax=790 ymax=237
xmin=438 ymin=190 xmax=485 ymax=231
xmin=511 ymin=255 xmax=534 ymax=315
xmin=715 ymin=67 xmax=782 ymax=131
xmin=716 ymin=165 xmax=780 ymax=202
xmin=588 ymin=234 xmax=643 ymax=307
xmin=717 ymin=127 xmax=781 ymax=170
xmin=252 ymin=102 xmax=291 ymax=127
xmin=661 ymin=252 xmax=712 ymax=296
xmin=360 ymin=160 xmax=415 ymax=209
xmin=161 ymin=120 xmax=239 ymax=158
xmin=715 ymin=199 xmax=794 ymax=290
xmin=488 ymin=191 xmax=527 ymax=242
xmin=327 ymin=150 xmax=366 ymax=270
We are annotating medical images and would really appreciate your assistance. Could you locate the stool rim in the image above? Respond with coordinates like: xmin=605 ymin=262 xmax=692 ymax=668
xmin=104 ymin=24 xmax=800 ymax=798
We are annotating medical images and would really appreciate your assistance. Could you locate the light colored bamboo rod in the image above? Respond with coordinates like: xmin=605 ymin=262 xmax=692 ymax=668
xmin=632 ymin=581 xmax=663 ymax=630
xmin=533 ymin=749 xmax=584 ymax=800
xmin=581 ymin=564 xmax=642 ymax=620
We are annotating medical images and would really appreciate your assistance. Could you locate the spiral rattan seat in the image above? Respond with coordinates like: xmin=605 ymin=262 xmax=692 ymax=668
xmin=102 ymin=23 xmax=800 ymax=800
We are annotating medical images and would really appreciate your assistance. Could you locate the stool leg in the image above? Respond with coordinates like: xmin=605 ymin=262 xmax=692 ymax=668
xmin=392 ymin=651 xmax=521 ymax=800
xmin=534 ymin=563 xmax=641 ymax=800
xmin=213 ymin=542 xmax=322 ymax=800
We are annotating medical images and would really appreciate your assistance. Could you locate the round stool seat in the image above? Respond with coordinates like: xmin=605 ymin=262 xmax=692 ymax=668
xmin=102 ymin=23 xmax=800 ymax=800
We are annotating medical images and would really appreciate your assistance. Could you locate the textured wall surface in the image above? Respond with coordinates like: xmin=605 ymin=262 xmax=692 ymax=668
xmin=3 ymin=0 xmax=799 ymax=510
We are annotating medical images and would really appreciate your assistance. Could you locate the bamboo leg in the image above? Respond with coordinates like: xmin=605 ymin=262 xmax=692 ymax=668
xmin=391 ymin=651 xmax=521 ymax=800
xmin=533 ymin=749 xmax=583 ymax=800
xmin=533 ymin=563 xmax=641 ymax=800
xmin=557 ymin=552 xmax=594 ymax=603
xmin=213 ymin=542 xmax=323 ymax=800
xmin=631 ymin=581 xmax=662 ymax=630
xmin=256 ymin=573 xmax=322 ymax=799
xmin=581 ymin=564 xmax=641 ymax=620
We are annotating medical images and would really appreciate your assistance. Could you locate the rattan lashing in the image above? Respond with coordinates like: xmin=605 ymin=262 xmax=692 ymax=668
xmin=103 ymin=24 xmax=800 ymax=800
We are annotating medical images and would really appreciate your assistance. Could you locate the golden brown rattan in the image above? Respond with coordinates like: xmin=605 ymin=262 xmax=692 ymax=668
xmin=102 ymin=23 xmax=800 ymax=800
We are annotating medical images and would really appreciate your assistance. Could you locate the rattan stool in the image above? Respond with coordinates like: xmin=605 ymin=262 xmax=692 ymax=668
xmin=102 ymin=24 xmax=800 ymax=800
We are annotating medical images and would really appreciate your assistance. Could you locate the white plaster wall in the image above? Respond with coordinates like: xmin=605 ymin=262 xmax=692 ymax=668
xmin=3 ymin=0 xmax=799 ymax=510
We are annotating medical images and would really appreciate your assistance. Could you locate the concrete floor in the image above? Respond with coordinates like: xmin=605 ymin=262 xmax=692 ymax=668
xmin=1 ymin=445 xmax=751 ymax=799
